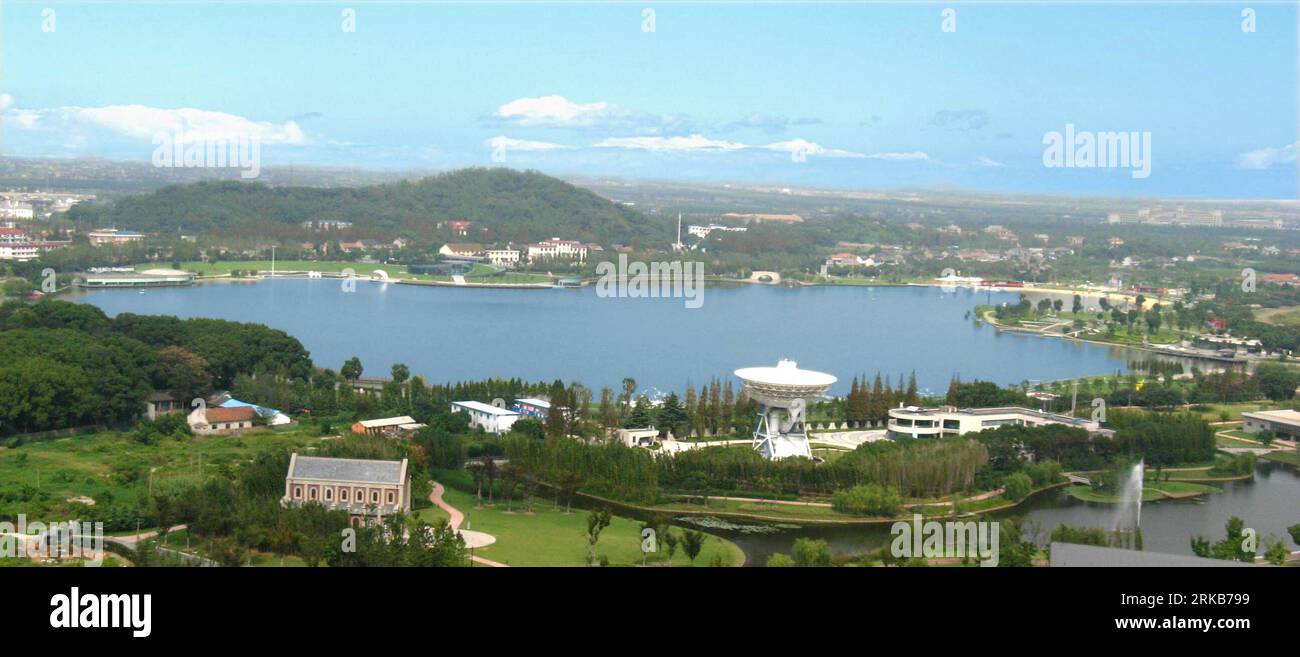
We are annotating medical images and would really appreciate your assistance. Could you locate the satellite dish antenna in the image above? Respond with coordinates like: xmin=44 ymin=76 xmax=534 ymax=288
xmin=733 ymin=359 xmax=836 ymax=460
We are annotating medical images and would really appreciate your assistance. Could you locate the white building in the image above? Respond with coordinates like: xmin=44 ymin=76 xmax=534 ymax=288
xmin=616 ymin=427 xmax=659 ymax=448
xmin=485 ymin=248 xmax=520 ymax=268
xmin=1240 ymin=409 xmax=1300 ymax=440
xmin=526 ymin=238 xmax=588 ymax=263
xmin=451 ymin=401 xmax=522 ymax=434
xmin=886 ymin=405 xmax=1102 ymax=440
xmin=687 ymin=224 xmax=748 ymax=239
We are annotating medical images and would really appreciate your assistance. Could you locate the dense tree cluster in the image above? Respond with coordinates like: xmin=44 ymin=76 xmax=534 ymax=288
xmin=0 ymin=300 xmax=311 ymax=437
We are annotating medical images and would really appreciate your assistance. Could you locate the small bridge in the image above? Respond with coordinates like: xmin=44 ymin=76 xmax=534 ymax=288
xmin=1064 ymin=473 xmax=1091 ymax=485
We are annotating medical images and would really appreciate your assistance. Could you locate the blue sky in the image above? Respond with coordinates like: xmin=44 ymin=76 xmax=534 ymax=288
xmin=1 ymin=1 xmax=1296 ymax=197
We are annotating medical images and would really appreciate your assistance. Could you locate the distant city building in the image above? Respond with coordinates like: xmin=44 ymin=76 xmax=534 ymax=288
xmin=87 ymin=228 xmax=145 ymax=246
xmin=687 ymin=224 xmax=748 ymax=239
xmin=282 ymin=454 xmax=411 ymax=526
xmin=451 ymin=401 xmax=521 ymax=434
xmin=719 ymin=212 xmax=803 ymax=224
xmin=511 ymin=398 xmax=551 ymax=420
xmin=886 ymin=405 xmax=1102 ymax=440
xmin=439 ymin=243 xmax=484 ymax=258
xmin=300 ymin=219 xmax=353 ymax=231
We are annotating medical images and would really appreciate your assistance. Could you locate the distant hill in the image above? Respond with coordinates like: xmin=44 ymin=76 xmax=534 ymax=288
xmin=66 ymin=168 xmax=670 ymax=247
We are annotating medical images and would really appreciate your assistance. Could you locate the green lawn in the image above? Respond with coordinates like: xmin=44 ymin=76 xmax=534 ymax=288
xmin=1261 ymin=451 xmax=1300 ymax=466
xmin=1064 ymin=481 xmax=1221 ymax=503
xmin=0 ymin=425 xmax=327 ymax=521
xmin=424 ymin=483 xmax=745 ymax=567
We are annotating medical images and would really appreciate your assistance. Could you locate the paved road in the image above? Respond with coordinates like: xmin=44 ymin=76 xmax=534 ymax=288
xmin=429 ymin=482 xmax=506 ymax=567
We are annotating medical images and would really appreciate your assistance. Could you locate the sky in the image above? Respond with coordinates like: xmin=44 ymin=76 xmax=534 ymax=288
xmin=1 ymin=1 xmax=1297 ymax=197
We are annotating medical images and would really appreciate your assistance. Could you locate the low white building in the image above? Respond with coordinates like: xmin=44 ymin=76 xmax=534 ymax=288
xmin=1241 ymin=409 xmax=1300 ymax=440
xmin=485 ymin=248 xmax=520 ymax=267
xmin=187 ymin=406 xmax=257 ymax=435
xmin=617 ymin=427 xmax=659 ymax=448
xmin=886 ymin=405 xmax=1102 ymax=440
xmin=451 ymin=401 xmax=522 ymax=434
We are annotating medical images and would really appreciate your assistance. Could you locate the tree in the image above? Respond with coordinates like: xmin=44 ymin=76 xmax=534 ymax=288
xmin=584 ymin=507 xmax=612 ymax=566
xmin=766 ymin=553 xmax=795 ymax=567
xmin=791 ymin=538 xmax=833 ymax=566
xmin=1072 ymin=294 xmax=1083 ymax=315
xmin=390 ymin=363 xmax=410 ymax=385
xmin=1255 ymin=362 xmax=1300 ymax=401
xmin=557 ymin=471 xmax=582 ymax=513
xmin=152 ymin=346 xmax=213 ymax=402
xmin=1002 ymin=472 xmax=1033 ymax=501
xmin=663 ymin=530 xmax=679 ymax=565
xmin=341 ymin=356 xmax=364 ymax=382
xmin=499 ymin=463 xmax=524 ymax=512
xmin=657 ymin=393 xmax=688 ymax=438
xmin=681 ymin=529 xmax=706 ymax=565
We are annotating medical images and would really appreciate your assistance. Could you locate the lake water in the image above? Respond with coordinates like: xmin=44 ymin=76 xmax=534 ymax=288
xmin=74 ymin=278 xmax=1147 ymax=395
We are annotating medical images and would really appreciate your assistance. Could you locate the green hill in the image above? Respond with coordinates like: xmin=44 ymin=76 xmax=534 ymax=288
xmin=67 ymin=168 xmax=670 ymax=247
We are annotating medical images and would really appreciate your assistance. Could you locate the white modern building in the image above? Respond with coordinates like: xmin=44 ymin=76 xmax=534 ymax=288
xmin=1240 ymin=409 xmax=1300 ymax=440
xmin=526 ymin=238 xmax=588 ymax=263
xmin=886 ymin=405 xmax=1102 ymax=440
xmin=512 ymin=398 xmax=551 ymax=420
xmin=616 ymin=427 xmax=659 ymax=448
xmin=451 ymin=401 xmax=522 ymax=434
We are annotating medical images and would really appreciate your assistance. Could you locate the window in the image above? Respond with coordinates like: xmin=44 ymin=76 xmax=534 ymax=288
xmin=324 ymin=488 xmax=333 ymax=501
xmin=293 ymin=486 xmax=302 ymax=500
xmin=340 ymin=489 xmax=349 ymax=502
xmin=309 ymin=488 xmax=317 ymax=500
xmin=356 ymin=488 xmax=364 ymax=501
xmin=386 ymin=491 xmax=395 ymax=504
xmin=371 ymin=491 xmax=379 ymax=503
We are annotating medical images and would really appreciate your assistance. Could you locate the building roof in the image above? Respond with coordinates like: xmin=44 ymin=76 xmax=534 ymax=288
xmin=356 ymin=416 xmax=417 ymax=429
xmin=514 ymin=398 xmax=551 ymax=409
xmin=1241 ymin=409 xmax=1300 ymax=426
xmin=204 ymin=406 xmax=257 ymax=423
xmin=452 ymin=400 xmax=521 ymax=416
xmin=1049 ymin=542 xmax=1261 ymax=567
xmin=287 ymin=454 xmax=406 ymax=484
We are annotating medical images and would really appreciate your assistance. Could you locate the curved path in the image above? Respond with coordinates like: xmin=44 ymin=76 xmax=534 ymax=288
xmin=429 ymin=482 xmax=507 ymax=567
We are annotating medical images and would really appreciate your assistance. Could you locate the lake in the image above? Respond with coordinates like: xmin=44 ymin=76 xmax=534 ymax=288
xmin=73 ymin=278 xmax=1148 ymax=395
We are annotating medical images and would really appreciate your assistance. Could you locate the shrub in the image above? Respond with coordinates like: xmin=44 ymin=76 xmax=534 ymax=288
xmin=831 ymin=484 xmax=903 ymax=516
xmin=1002 ymin=472 xmax=1033 ymax=501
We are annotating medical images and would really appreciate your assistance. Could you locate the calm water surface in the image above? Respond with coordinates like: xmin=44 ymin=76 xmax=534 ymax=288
xmin=74 ymin=279 xmax=1148 ymax=394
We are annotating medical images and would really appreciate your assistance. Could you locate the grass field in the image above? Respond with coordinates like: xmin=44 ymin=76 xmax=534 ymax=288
xmin=1261 ymin=451 xmax=1300 ymax=466
xmin=424 ymin=481 xmax=745 ymax=566
xmin=0 ymin=425 xmax=326 ymax=520
xmin=1064 ymin=480 xmax=1221 ymax=503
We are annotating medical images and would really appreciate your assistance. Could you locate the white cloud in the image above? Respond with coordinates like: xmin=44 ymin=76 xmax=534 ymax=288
xmin=485 ymin=135 xmax=571 ymax=151
xmin=866 ymin=151 xmax=930 ymax=161
xmin=1234 ymin=141 xmax=1298 ymax=169
xmin=493 ymin=95 xmax=686 ymax=133
xmin=593 ymin=134 xmax=746 ymax=153
xmin=975 ymin=155 xmax=1004 ymax=167
xmin=6 ymin=103 xmax=306 ymax=145
xmin=765 ymin=139 xmax=863 ymax=158
xmin=495 ymin=95 xmax=616 ymax=127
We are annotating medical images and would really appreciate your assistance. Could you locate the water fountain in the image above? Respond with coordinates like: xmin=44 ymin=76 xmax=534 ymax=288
xmin=1112 ymin=460 xmax=1144 ymax=548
